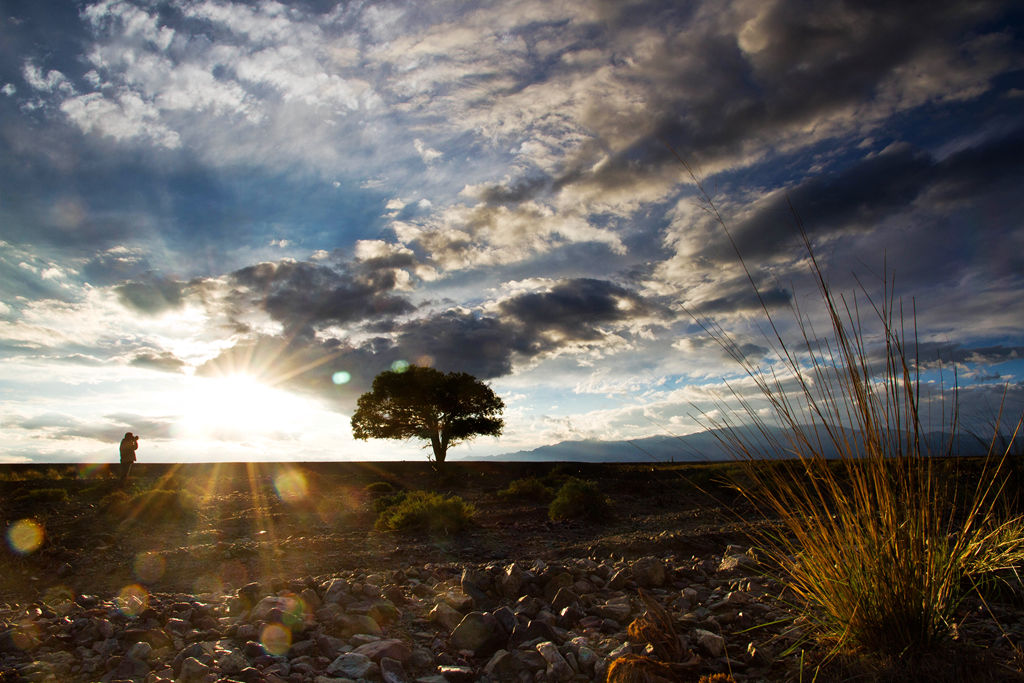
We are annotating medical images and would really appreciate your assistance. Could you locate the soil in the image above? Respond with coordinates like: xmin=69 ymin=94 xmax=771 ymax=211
xmin=0 ymin=461 xmax=748 ymax=607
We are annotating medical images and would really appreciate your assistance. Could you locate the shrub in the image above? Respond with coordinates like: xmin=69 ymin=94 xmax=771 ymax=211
xmin=548 ymin=478 xmax=610 ymax=521
xmin=364 ymin=481 xmax=396 ymax=496
xmin=680 ymin=162 xmax=1024 ymax=657
xmin=498 ymin=476 xmax=554 ymax=502
xmin=374 ymin=490 xmax=475 ymax=534
xmin=14 ymin=488 xmax=70 ymax=505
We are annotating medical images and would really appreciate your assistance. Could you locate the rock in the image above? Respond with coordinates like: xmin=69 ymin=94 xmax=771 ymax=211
xmin=484 ymin=649 xmax=522 ymax=678
xmin=442 ymin=590 xmax=473 ymax=612
xmin=551 ymin=587 xmax=579 ymax=612
xmin=696 ymin=628 xmax=725 ymax=657
xmin=354 ymin=638 xmax=412 ymax=664
xmin=429 ymin=602 xmax=464 ymax=631
xmin=434 ymin=665 xmax=475 ymax=681
xmin=497 ymin=563 xmax=524 ymax=598
xmin=536 ymin=641 xmax=573 ymax=681
xmin=179 ymin=656 xmax=212 ymax=682
xmin=217 ymin=649 xmax=248 ymax=674
xmin=380 ymin=655 xmax=409 ymax=683
xmin=126 ymin=640 xmax=152 ymax=660
xmin=337 ymin=613 xmax=382 ymax=637
xmin=449 ymin=612 xmax=499 ymax=655
xmin=631 ymin=557 xmax=666 ymax=587
xmin=327 ymin=652 xmax=374 ymax=678
xmin=322 ymin=578 xmax=351 ymax=604
xmin=607 ymin=569 xmax=629 ymax=590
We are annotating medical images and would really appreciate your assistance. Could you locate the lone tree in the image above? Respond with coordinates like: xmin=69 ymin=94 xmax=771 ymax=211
xmin=351 ymin=365 xmax=504 ymax=466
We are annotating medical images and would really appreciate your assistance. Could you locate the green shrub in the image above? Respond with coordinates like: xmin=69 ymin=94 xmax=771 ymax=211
xmin=364 ymin=481 xmax=396 ymax=496
xmin=548 ymin=478 xmax=610 ymax=521
xmin=375 ymin=490 xmax=475 ymax=534
xmin=498 ymin=476 xmax=555 ymax=502
xmin=14 ymin=488 xmax=70 ymax=505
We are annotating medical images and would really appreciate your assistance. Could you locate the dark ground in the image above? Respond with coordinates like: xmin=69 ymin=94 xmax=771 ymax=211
xmin=0 ymin=461 xmax=749 ymax=607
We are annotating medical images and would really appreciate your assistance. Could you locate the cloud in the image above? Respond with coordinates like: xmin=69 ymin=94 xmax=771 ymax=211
xmin=226 ymin=259 xmax=416 ymax=338
xmin=114 ymin=275 xmax=186 ymax=314
xmin=129 ymin=349 xmax=187 ymax=372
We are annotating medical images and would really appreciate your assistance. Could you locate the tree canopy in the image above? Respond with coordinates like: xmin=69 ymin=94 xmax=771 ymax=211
xmin=350 ymin=365 xmax=504 ymax=465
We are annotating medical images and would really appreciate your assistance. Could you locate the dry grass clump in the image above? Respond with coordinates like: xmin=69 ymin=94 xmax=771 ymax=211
xmin=606 ymin=654 xmax=677 ymax=682
xmin=677 ymin=156 xmax=1024 ymax=659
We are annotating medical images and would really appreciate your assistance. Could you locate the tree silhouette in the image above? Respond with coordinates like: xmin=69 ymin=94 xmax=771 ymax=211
xmin=351 ymin=365 xmax=504 ymax=466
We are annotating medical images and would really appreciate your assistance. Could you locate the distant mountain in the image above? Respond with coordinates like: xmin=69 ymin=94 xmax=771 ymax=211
xmin=488 ymin=426 xmax=985 ymax=462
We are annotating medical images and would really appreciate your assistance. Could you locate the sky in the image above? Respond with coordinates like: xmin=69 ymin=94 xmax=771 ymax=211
xmin=1 ymin=0 xmax=1023 ymax=464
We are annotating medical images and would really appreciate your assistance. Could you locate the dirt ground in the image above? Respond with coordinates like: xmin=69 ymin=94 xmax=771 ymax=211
xmin=0 ymin=461 xmax=749 ymax=606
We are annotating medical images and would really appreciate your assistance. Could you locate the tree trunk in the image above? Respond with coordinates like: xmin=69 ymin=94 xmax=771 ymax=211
xmin=430 ymin=433 xmax=447 ymax=467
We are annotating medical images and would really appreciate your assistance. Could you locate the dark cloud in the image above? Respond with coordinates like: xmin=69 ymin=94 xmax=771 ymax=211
xmin=700 ymin=126 xmax=1024 ymax=263
xmin=15 ymin=412 xmax=175 ymax=442
xmin=483 ymin=1 xmax=1017 ymax=208
xmin=197 ymin=277 xmax=664 ymax=409
xmin=499 ymin=278 xmax=658 ymax=348
xmin=129 ymin=350 xmax=186 ymax=372
xmin=115 ymin=276 xmax=186 ymax=314
xmin=228 ymin=259 xmax=416 ymax=337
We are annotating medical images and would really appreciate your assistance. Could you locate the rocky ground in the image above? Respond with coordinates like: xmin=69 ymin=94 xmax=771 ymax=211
xmin=1 ymin=461 xmax=1022 ymax=682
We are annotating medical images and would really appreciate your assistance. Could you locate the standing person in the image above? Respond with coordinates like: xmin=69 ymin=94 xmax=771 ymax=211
xmin=119 ymin=432 xmax=138 ymax=486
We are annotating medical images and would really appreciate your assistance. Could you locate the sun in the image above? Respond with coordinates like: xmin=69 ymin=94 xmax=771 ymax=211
xmin=177 ymin=374 xmax=314 ymax=442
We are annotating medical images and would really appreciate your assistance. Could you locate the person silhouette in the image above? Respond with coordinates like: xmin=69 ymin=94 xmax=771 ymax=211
xmin=119 ymin=432 xmax=138 ymax=486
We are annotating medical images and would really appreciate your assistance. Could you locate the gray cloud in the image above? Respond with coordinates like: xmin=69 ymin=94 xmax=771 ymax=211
xmin=115 ymin=275 xmax=186 ymax=314
xmin=129 ymin=349 xmax=186 ymax=372
xmin=228 ymin=259 xmax=416 ymax=338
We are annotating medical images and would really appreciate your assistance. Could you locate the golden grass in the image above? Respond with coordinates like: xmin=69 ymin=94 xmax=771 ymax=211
xmin=670 ymin=152 xmax=1024 ymax=658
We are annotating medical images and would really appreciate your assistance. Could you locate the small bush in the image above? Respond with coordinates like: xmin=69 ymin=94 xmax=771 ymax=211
xmin=498 ymin=476 xmax=554 ymax=502
xmin=548 ymin=478 xmax=610 ymax=521
xmin=14 ymin=488 xmax=70 ymax=505
xmin=375 ymin=490 xmax=475 ymax=534
xmin=364 ymin=481 xmax=396 ymax=496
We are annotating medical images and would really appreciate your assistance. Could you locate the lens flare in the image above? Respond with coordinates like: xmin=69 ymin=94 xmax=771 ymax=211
xmin=391 ymin=359 xmax=410 ymax=373
xmin=10 ymin=619 xmax=41 ymax=650
xmin=274 ymin=470 xmax=308 ymax=504
xmin=133 ymin=551 xmax=166 ymax=583
xmin=116 ymin=584 xmax=150 ymax=617
xmin=7 ymin=519 xmax=44 ymax=555
xmin=332 ymin=371 xmax=351 ymax=385
xmin=260 ymin=623 xmax=291 ymax=655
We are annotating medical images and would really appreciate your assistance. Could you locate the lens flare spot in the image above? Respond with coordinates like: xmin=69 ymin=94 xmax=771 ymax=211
xmin=261 ymin=623 xmax=291 ymax=655
xmin=274 ymin=471 xmax=308 ymax=504
xmin=10 ymin=619 xmax=42 ymax=650
xmin=194 ymin=574 xmax=223 ymax=595
xmin=116 ymin=584 xmax=150 ymax=617
xmin=390 ymin=359 xmax=409 ymax=373
xmin=133 ymin=552 xmax=166 ymax=583
xmin=332 ymin=371 xmax=352 ymax=385
xmin=7 ymin=519 xmax=44 ymax=555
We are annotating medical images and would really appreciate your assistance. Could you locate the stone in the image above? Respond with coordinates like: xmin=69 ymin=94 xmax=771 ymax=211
xmin=327 ymin=652 xmax=374 ymax=679
xmin=631 ymin=557 xmax=666 ymax=587
xmin=217 ymin=649 xmax=248 ymax=674
xmin=322 ymin=578 xmax=351 ymax=604
xmin=551 ymin=587 xmax=579 ymax=612
xmin=337 ymin=613 xmax=382 ymax=637
xmin=354 ymin=638 xmax=412 ymax=664
xmin=126 ymin=640 xmax=152 ymax=661
xmin=484 ymin=649 xmax=522 ymax=678
xmin=497 ymin=563 xmax=524 ymax=598
xmin=429 ymin=602 xmax=464 ymax=631
xmin=380 ymin=655 xmax=409 ymax=683
xmin=450 ymin=611 xmax=499 ymax=654
xmin=179 ymin=656 xmax=212 ymax=682
xmin=695 ymin=628 xmax=725 ymax=657
xmin=536 ymin=641 xmax=573 ymax=681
